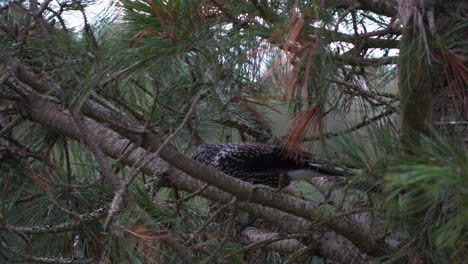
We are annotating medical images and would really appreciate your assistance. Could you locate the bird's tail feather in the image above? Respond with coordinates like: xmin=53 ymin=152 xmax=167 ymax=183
xmin=307 ymin=163 xmax=353 ymax=176
xmin=287 ymin=164 xmax=353 ymax=181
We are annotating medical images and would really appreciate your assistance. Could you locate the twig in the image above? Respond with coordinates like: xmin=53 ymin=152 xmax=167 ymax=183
xmin=332 ymin=55 xmax=398 ymax=66
xmin=78 ymin=2 xmax=98 ymax=49
xmin=103 ymin=96 xmax=201 ymax=230
xmin=317 ymin=208 xmax=378 ymax=227
xmin=0 ymin=116 xmax=23 ymax=137
xmin=112 ymin=141 xmax=138 ymax=168
xmin=154 ymin=95 xmax=201 ymax=157
xmin=45 ymin=192 xmax=82 ymax=219
xmin=130 ymin=79 xmax=153 ymax=96
xmin=434 ymin=121 xmax=468 ymax=125
xmin=13 ymin=193 xmax=43 ymax=205
xmin=89 ymin=94 xmax=146 ymax=134
xmin=173 ymin=183 xmax=210 ymax=204
xmin=71 ymin=111 xmax=120 ymax=190
xmin=1 ymin=241 xmax=101 ymax=264
xmin=184 ymin=203 xmax=229 ymax=246
xmin=200 ymin=197 xmax=238 ymax=264
xmin=283 ymin=243 xmax=316 ymax=264
xmin=211 ymin=0 xmax=248 ymax=29
xmin=63 ymin=139 xmax=72 ymax=183
xmin=304 ymin=108 xmax=396 ymax=141
xmin=103 ymin=149 xmax=157 ymax=230
xmin=36 ymin=0 xmax=53 ymax=16
xmin=46 ymin=6 xmax=68 ymax=32
xmin=99 ymin=59 xmax=149 ymax=88
xmin=328 ymin=77 xmax=400 ymax=113
xmin=28 ymin=0 xmax=51 ymax=40
xmin=357 ymin=27 xmax=401 ymax=38
xmin=0 ymin=71 xmax=10 ymax=85
xmin=139 ymin=212 xmax=198 ymax=264
xmin=351 ymin=10 xmax=359 ymax=36
xmin=225 ymin=230 xmax=308 ymax=258
xmin=0 ymin=92 xmax=21 ymax=101
xmin=1 ymin=206 xmax=108 ymax=234
xmin=360 ymin=13 xmax=390 ymax=27
xmin=334 ymin=8 xmax=352 ymax=32
xmin=3 ymin=69 xmax=31 ymax=97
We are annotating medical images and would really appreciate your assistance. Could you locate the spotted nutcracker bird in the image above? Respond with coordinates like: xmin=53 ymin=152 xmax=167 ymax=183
xmin=191 ymin=142 xmax=351 ymax=188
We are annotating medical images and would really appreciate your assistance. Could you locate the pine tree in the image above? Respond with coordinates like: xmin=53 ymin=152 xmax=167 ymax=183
xmin=0 ymin=0 xmax=466 ymax=263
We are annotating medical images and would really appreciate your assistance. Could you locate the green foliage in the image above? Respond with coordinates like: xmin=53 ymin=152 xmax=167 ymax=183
xmin=320 ymin=125 xmax=467 ymax=263
xmin=383 ymin=134 xmax=467 ymax=263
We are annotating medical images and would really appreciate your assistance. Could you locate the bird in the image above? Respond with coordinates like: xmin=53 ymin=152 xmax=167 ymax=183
xmin=191 ymin=142 xmax=351 ymax=189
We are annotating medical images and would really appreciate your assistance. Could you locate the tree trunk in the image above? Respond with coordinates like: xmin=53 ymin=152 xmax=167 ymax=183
xmin=399 ymin=0 xmax=467 ymax=146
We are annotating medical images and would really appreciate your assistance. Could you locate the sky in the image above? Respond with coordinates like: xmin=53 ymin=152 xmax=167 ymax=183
xmin=61 ymin=0 xmax=114 ymax=30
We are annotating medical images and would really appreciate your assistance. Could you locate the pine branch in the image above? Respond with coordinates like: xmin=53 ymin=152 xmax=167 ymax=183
xmin=4 ymin=55 xmax=394 ymax=258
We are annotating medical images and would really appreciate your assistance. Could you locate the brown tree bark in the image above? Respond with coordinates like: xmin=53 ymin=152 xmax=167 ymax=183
xmin=398 ymin=0 xmax=467 ymax=145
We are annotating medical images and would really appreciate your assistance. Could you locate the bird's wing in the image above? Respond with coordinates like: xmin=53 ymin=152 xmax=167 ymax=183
xmin=208 ymin=143 xmax=302 ymax=173
xmin=191 ymin=143 xmax=352 ymax=177
xmin=190 ymin=143 xmax=223 ymax=166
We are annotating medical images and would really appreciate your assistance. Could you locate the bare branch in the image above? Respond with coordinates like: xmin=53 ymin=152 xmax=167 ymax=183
xmin=46 ymin=7 xmax=68 ymax=32
xmin=36 ymin=0 xmax=53 ymax=16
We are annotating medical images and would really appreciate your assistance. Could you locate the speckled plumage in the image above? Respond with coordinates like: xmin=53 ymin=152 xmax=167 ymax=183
xmin=191 ymin=142 xmax=350 ymax=188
